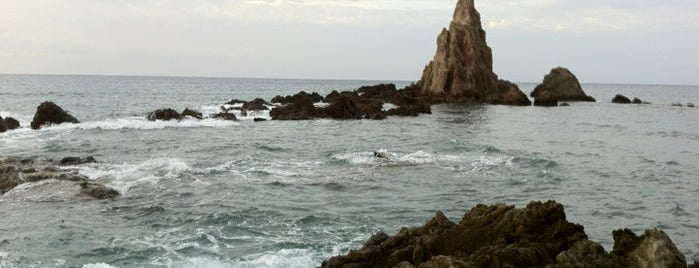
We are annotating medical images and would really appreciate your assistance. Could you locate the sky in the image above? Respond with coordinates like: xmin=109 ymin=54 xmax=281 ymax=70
xmin=0 ymin=0 xmax=697 ymax=85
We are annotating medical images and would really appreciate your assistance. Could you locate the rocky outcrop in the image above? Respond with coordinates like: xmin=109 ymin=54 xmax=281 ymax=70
xmin=211 ymin=112 xmax=237 ymax=121
xmin=531 ymin=67 xmax=596 ymax=103
xmin=1 ymin=157 xmax=119 ymax=200
xmin=324 ymin=94 xmax=363 ymax=120
xmin=612 ymin=94 xmax=632 ymax=104
xmin=241 ymin=98 xmax=272 ymax=116
xmin=181 ymin=108 xmax=203 ymax=119
xmin=30 ymin=101 xmax=79 ymax=129
xmin=321 ymin=201 xmax=688 ymax=268
xmin=269 ymin=97 xmax=324 ymax=120
xmin=632 ymin=98 xmax=643 ymax=104
xmin=533 ymin=92 xmax=559 ymax=107
xmin=272 ymin=91 xmax=324 ymax=104
xmin=1 ymin=116 xmax=20 ymax=133
xmin=416 ymin=0 xmax=530 ymax=105
xmin=146 ymin=108 xmax=182 ymax=121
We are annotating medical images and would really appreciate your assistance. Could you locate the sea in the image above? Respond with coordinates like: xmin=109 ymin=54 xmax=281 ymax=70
xmin=1 ymin=74 xmax=697 ymax=267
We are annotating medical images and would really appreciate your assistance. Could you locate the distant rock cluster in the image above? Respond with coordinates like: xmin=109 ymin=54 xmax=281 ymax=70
xmin=321 ymin=201 xmax=690 ymax=268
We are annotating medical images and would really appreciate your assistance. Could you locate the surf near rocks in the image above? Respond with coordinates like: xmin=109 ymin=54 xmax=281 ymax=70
xmin=321 ymin=200 xmax=689 ymax=268
xmin=0 ymin=157 xmax=119 ymax=200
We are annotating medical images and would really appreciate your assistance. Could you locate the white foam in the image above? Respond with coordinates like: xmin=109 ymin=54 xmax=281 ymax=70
xmin=232 ymin=249 xmax=318 ymax=268
xmin=82 ymin=263 xmax=120 ymax=268
xmin=37 ymin=117 xmax=239 ymax=131
xmin=77 ymin=158 xmax=193 ymax=194
xmin=398 ymin=150 xmax=437 ymax=164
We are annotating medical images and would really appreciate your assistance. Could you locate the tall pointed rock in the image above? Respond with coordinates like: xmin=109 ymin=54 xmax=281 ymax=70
xmin=418 ymin=0 xmax=513 ymax=102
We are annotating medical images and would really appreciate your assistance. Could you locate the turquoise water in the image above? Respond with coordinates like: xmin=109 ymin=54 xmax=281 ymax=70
xmin=1 ymin=74 xmax=698 ymax=267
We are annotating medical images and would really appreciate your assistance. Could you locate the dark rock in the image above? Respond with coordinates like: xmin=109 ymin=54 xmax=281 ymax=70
xmin=270 ymin=97 xmax=324 ymax=120
xmin=181 ymin=108 xmax=203 ymax=119
xmin=387 ymin=104 xmax=432 ymax=117
xmin=559 ymin=102 xmax=570 ymax=106
xmin=671 ymin=102 xmax=683 ymax=107
xmin=321 ymin=200 xmax=688 ymax=268
xmin=30 ymin=101 xmax=80 ymax=129
xmin=253 ymin=117 xmax=267 ymax=122
xmin=612 ymin=94 xmax=632 ymax=104
xmin=1 ymin=116 xmax=20 ymax=133
xmin=533 ymin=91 xmax=558 ymax=107
xmin=632 ymin=98 xmax=643 ymax=104
xmin=688 ymin=103 xmax=695 ymax=108
xmin=323 ymin=94 xmax=363 ymax=119
xmin=612 ymin=229 xmax=686 ymax=268
xmin=490 ymin=80 xmax=532 ymax=106
xmin=531 ymin=67 xmax=596 ymax=102
xmin=225 ymin=99 xmax=247 ymax=105
xmin=324 ymin=91 xmax=359 ymax=104
xmin=357 ymin=84 xmax=398 ymax=100
xmin=211 ymin=112 xmax=237 ymax=121
xmin=271 ymin=91 xmax=323 ymax=104
xmin=78 ymin=182 xmax=120 ymax=199
xmin=147 ymin=108 xmax=182 ymax=121
xmin=241 ymin=98 xmax=271 ymax=116
xmin=1 ymin=157 xmax=120 ymax=200
xmin=60 ymin=156 xmax=97 ymax=166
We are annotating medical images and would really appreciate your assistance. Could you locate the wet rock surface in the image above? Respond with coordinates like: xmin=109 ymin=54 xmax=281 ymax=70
xmin=0 ymin=157 xmax=119 ymax=200
xmin=321 ymin=201 xmax=688 ymax=268
xmin=30 ymin=101 xmax=80 ymax=129
xmin=1 ymin=116 xmax=20 ymax=133
xmin=147 ymin=108 xmax=183 ymax=121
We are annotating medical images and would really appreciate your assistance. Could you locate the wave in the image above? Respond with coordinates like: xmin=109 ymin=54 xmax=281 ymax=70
xmin=77 ymin=158 xmax=195 ymax=195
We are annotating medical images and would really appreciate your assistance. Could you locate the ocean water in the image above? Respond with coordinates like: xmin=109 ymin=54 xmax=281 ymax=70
xmin=1 ymin=74 xmax=698 ymax=267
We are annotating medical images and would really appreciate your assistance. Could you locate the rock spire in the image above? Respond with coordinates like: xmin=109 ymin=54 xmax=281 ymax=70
xmin=417 ymin=0 xmax=529 ymax=105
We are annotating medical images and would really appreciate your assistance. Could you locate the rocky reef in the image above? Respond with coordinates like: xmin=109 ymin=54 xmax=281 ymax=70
xmin=30 ymin=101 xmax=80 ymax=129
xmin=0 ymin=157 xmax=119 ymax=200
xmin=417 ymin=0 xmax=530 ymax=106
xmin=321 ymin=201 xmax=688 ymax=268
xmin=531 ymin=67 xmax=596 ymax=105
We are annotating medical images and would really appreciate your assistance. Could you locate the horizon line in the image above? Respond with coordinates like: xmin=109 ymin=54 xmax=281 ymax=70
xmin=1 ymin=72 xmax=697 ymax=87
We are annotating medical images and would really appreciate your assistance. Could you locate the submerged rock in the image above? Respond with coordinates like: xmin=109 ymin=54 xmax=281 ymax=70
xmin=1 ymin=157 xmax=119 ymax=200
xmin=30 ymin=101 xmax=80 ymax=129
xmin=688 ymin=103 xmax=695 ymax=108
xmin=147 ymin=108 xmax=182 ymax=121
xmin=321 ymin=201 xmax=688 ymax=268
xmin=632 ymin=97 xmax=643 ymax=104
xmin=612 ymin=94 xmax=632 ymax=104
xmin=531 ymin=67 xmax=596 ymax=103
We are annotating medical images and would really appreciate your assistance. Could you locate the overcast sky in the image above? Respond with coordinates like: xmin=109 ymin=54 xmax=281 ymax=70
xmin=1 ymin=0 xmax=697 ymax=84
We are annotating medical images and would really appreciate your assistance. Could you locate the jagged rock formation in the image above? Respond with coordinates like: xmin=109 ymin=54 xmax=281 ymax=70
xmin=30 ymin=101 xmax=79 ymax=129
xmin=531 ymin=67 xmax=596 ymax=103
xmin=1 ymin=157 xmax=119 ymax=200
xmin=417 ymin=0 xmax=530 ymax=106
xmin=321 ymin=201 xmax=688 ymax=268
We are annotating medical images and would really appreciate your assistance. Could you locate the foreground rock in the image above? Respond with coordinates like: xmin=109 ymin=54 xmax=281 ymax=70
xmin=531 ymin=67 xmax=596 ymax=104
xmin=30 ymin=101 xmax=80 ymax=129
xmin=417 ymin=0 xmax=530 ymax=106
xmin=1 ymin=116 xmax=21 ymax=133
xmin=322 ymin=201 xmax=687 ymax=268
xmin=1 ymin=157 xmax=119 ymax=200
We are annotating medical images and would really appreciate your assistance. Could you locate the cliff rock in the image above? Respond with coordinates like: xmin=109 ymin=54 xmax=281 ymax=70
xmin=531 ymin=67 xmax=596 ymax=102
xmin=417 ymin=0 xmax=529 ymax=105
xmin=30 ymin=101 xmax=80 ymax=129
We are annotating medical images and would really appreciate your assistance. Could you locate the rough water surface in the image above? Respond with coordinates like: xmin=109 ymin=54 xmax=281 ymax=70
xmin=1 ymin=74 xmax=698 ymax=267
